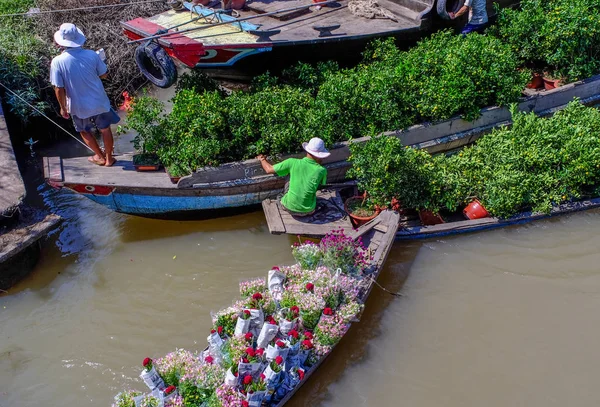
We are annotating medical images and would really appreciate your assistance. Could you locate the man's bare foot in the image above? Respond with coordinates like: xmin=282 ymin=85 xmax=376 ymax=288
xmin=88 ymin=155 xmax=106 ymax=166
xmin=104 ymin=156 xmax=116 ymax=167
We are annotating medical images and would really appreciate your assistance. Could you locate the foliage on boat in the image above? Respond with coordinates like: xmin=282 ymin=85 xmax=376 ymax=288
xmin=349 ymin=102 xmax=600 ymax=218
xmin=492 ymin=0 xmax=600 ymax=82
xmin=127 ymin=30 xmax=526 ymax=175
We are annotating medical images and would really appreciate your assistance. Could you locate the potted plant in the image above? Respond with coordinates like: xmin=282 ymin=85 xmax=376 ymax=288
xmin=123 ymin=94 xmax=165 ymax=171
xmin=344 ymin=194 xmax=381 ymax=227
xmin=348 ymin=136 xmax=444 ymax=224
xmin=165 ymin=163 xmax=191 ymax=185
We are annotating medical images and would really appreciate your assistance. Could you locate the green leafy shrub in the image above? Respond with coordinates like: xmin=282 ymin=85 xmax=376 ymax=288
xmin=350 ymin=102 xmax=600 ymax=218
xmin=159 ymin=90 xmax=231 ymax=170
xmin=227 ymin=85 xmax=314 ymax=157
xmin=347 ymin=136 xmax=441 ymax=210
xmin=395 ymin=31 xmax=529 ymax=122
xmin=124 ymin=94 xmax=165 ymax=155
xmin=493 ymin=0 xmax=600 ymax=81
xmin=0 ymin=0 xmax=51 ymax=121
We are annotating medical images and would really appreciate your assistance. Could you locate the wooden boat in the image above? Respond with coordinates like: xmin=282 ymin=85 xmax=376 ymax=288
xmin=396 ymin=197 xmax=600 ymax=240
xmin=120 ymin=0 xmax=517 ymax=82
xmin=263 ymin=188 xmax=600 ymax=241
xmin=43 ymin=74 xmax=600 ymax=218
xmin=269 ymin=209 xmax=399 ymax=405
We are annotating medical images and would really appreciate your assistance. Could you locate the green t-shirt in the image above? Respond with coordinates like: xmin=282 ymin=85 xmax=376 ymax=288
xmin=273 ymin=157 xmax=327 ymax=213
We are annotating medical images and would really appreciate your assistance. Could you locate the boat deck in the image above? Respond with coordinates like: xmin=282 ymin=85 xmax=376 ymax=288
xmin=262 ymin=189 xmax=353 ymax=236
xmin=122 ymin=0 xmax=433 ymax=50
xmin=45 ymin=154 xmax=176 ymax=189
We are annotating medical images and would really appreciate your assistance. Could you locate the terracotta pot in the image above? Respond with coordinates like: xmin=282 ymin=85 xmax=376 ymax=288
xmin=526 ymin=73 xmax=544 ymax=90
xmin=344 ymin=196 xmax=381 ymax=228
xmin=133 ymin=154 xmax=161 ymax=172
xmin=231 ymin=0 xmax=245 ymax=10
xmin=463 ymin=199 xmax=489 ymax=220
xmin=543 ymin=78 xmax=561 ymax=90
xmin=418 ymin=210 xmax=444 ymax=226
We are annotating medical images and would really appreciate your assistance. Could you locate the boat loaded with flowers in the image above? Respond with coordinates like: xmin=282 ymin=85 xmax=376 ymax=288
xmin=112 ymin=211 xmax=399 ymax=407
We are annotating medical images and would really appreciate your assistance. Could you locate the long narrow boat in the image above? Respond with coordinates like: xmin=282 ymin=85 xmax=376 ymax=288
xmin=271 ymin=209 xmax=399 ymax=405
xmin=395 ymin=197 xmax=600 ymax=240
xmin=43 ymin=75 xmax=600 ymax=218
xmin=263 ymin=189 xmax=600 ymax=241
xmin=120 ymin=0 xmax=520 ymax=82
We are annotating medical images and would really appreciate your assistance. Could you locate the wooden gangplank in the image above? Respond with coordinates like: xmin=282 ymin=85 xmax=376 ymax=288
xmin=262 ymin=189 xmax=353 ymax=237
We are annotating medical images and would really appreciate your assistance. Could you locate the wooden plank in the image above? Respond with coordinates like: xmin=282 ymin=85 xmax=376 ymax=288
xmin=261 ymin=199 xmax=286 ymax=234
xmin=347 ymin=215 xmax=382 ymax=240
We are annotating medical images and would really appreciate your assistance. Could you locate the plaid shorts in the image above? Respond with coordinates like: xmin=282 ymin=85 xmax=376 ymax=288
xmin=72 ymin=109 xmax=120 ymax=132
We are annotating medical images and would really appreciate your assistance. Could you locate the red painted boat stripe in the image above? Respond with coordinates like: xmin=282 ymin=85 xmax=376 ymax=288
xmin=125 ymin=17 xmax=203 ymax=46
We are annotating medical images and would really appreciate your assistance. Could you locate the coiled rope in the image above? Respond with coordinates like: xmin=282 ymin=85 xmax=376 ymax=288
xmin=0 ymin=0 xmax=167 ymax=18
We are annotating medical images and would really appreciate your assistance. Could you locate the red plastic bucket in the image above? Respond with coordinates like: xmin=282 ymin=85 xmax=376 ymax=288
xmin=463 ymin=199 xmax=489 ymax=220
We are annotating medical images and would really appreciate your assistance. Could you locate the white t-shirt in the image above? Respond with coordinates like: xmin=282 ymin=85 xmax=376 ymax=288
xmin=465 ymin=0 xmax=488 ymax=25
xmin=50 ymin=47 xmax=111 ymax=119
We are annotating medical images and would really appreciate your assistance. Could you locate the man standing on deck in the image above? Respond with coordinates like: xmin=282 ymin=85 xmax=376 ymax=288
xmin=257 ymin=138 xmax=330 ymax=217
xmin=50 ymin=23 xmax=119 ymax=167
xmin=449 ymin=0 xmax=488 ymax=35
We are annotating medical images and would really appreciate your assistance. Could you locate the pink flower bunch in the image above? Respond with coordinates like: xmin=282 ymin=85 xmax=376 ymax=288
xmin=319 ymin=229 xmax=371 ymax=275
xmin=226 ymin=335 xmax=250 ymax=364
xmin=336 ymin=274 xmax=362 ymax=302
xmin=314 ymin=314 xmax=348 ymax=346
xmin=154 ymin=349 xmax=198 ymax=383
xmin=215 ymin=383 xmax=246 ymax=407
xmin=239 ymin=277 xmax=267 ymax=298
xmin=181 ymin=362 xmax=225 ymax=390
xmin=165 ymin=395 xmax=184 ymax=407
xmin=337 ymin=301 xmax=364 ymax=323
xmin=280 ymin=264 xmax=304 ymax=284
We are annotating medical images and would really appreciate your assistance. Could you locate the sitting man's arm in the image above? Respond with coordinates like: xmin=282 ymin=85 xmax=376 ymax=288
xmin=257 ymin=154 xmax=276 ymax=174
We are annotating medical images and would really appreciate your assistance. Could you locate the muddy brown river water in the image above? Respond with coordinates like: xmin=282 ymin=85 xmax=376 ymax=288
xmin=2 ymin=187 xmax=600 ymax=407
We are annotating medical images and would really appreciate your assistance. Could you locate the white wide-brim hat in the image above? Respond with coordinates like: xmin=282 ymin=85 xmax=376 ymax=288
xmin=302 ymin=137 xmax=331 ymax=158
xmin=54 ymin=23 xmax=86 ymax=48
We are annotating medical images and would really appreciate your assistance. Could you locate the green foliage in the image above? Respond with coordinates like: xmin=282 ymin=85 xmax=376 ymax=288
xmin=493 ymin=0 xmax=600 ymax=81
xmin=227 ymin=85 xmax=314 ymax=157
xmin=179 ymin=379 xmax=213 ymax=407
xmin=280 ymin=61 xmax=339 ymax=94
xmin=0 ymin=0 xmax=52 ymax=121
xmin=350 ymin=102 xmax=600 ymax=218
xmin=347 ymin=136 xmax=441 ymax=210
xmin=124 ymin=94 xmax=164 ymax=154
xmin=159 ymin=90 xmax=230 ymax=170
xmin=395 ymin=30 xmax=529 ymax=122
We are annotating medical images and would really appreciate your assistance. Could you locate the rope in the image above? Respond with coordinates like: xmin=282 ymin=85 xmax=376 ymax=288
xmin=348 ymin=0 xmax=398 ymax=21
xmin=366 ymin=274 xmax=404 ymax=297
xmin=0 ymin=0 xmax=167 ymax=17
xmin=0 ymin=81 xmax=94 ymax=153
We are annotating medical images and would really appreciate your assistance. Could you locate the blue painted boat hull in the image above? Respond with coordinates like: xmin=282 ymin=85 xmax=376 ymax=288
xmin=70 ymin=188 xmax=282 ymax=217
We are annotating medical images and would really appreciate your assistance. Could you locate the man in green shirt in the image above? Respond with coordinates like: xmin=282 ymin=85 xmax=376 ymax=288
xmin=257 ymin=137 xmax=330 ymax=216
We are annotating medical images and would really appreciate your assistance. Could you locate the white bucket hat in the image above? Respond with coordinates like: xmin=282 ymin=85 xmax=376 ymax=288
xmin=302 ymin=137 xmax=330 ymax=158
xmin=54 ymin=23 xmax=86 ymax=48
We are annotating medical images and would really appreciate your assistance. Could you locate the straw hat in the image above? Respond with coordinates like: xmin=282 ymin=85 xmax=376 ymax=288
xmin=302 ymin=137 xmax=330 ymax=158
xmin=54 ymin=23 xmax=86 ymax=48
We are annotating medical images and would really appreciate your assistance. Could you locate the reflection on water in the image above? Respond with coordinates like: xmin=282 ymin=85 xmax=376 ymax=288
xmin=2 ymin=187 xmax=600 ymax=407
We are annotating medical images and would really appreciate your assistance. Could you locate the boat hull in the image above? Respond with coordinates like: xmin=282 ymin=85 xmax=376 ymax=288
xmin=63 ymin=184 xmax=281 ymax=217
xmin=395 ymin=197 xmax=600 ymax=240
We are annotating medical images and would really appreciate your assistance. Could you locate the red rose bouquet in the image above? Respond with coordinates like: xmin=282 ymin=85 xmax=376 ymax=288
xmin=139 ymin=357 xmax=165 ymax=391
